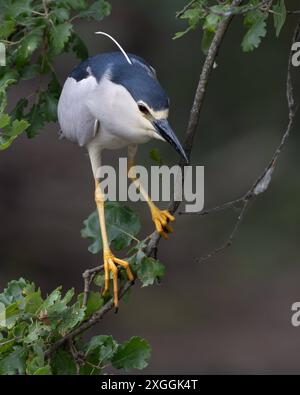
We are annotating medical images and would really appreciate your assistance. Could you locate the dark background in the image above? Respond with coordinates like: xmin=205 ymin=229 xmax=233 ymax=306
xmin=1 ymin=0 xmax=300 ymax=374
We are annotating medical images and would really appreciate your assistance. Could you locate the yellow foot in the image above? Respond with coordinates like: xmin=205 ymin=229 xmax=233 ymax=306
xmin=103 ymin=251 xmax=134 ymax=309
xmin=151 ymin=207 xmax=175 ymax=239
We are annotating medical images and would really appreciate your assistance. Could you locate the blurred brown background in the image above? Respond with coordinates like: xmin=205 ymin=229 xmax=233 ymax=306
xmin=1 ymin=0 xmax=300 ymax=374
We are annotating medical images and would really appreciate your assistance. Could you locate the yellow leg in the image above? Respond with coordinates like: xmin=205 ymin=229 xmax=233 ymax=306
xmin=127 ymin=149 xmax=175 ymax=239
xmin=95 ymin=180 xmax=134 ymax=308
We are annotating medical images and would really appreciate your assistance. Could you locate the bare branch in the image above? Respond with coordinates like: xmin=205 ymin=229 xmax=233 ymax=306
xmin=82 ymin=265 xmax=103 ymax=307
xmin=188 ymin=21 xmax=299 ymax=262
xmin=197 ymin=199 xmax=250 ymax=263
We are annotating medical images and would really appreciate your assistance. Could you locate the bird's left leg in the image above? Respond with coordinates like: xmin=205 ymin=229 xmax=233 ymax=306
xmin=95 ymin=180 xmax=134 ymax=308
xmin=127 ymin=145 xmax=175 ymax=239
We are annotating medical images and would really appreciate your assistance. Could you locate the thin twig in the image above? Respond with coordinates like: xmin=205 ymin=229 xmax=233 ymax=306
xmin=193 ymin=21 xmax=299 ymax=262
xmin=176 ymin=0 xmax=197 ymax=18
xmin=203 ymin=0 xmax=273 ymax=17
xmin=181 ymin=197 xmax=245 ymax=216
xmin=197 ymin=199 xmax=250 ymax=263
xmin=68 ymin=339 xmax=82 ymax=375
xmin=82 ymin=265 xmax=103 ymax=307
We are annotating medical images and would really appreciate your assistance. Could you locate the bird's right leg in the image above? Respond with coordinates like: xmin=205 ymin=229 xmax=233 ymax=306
xmin=127 ymin=145 xmax=175 ymax=239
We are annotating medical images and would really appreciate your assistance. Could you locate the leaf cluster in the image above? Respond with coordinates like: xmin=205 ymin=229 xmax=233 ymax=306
xmin=0 ymin=0 xmax=111 ymax=150
xmin=0 ymin=278 xmax=151 ymax=375
xmin=175 ymin=0 xmax=287 ymax=54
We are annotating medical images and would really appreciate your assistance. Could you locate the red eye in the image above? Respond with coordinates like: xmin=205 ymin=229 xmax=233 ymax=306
xmin=138 ymin=104 xmax=149 ymax=115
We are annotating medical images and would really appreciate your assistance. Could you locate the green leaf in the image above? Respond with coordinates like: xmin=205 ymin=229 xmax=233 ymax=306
xmin=24 ymin=291 xmax=43 ymax=314
xmin=11 ymin=98 xmax=28 ymax=121
xmin=81 ymin=202 xmax=141 ymax=254
xmin=77 ymin=0 xmax=111 ymax=20
xmin=173 ymin=27 xmax=192 ymax=40
xmin=11 ymin=119 xmax=30 ymax=136
xmin=52 ymin=7 xmax=70 ymax=23
xmin=4 ymin=302 xmax=20 ymax=329
xmin=26 ymin=341 xmax=46 ymax=374
xmin=0 ymin=119 xmax=30 ymax=150
xmin=63 ymin=0 xmax=87 ymax=10
xmin=40 ymin=287 xmax=62 ymax=311
xmin=137 ymin=257 xmax=165 ymax=287
xmin=203 ymin=13 xmax=220 ymax=33
xmin=0 ymin=278 xmax=28 ymax=306
xmin=0 ymin=346 xmax=27 ymax=375
xmin=0 ymin=113 xmax=11 ymax=128
xmin=78 ymin=291 xmax=104 ymax=318
xmin=12 ymin=321 xmax=28 ymax=339
xmin=93 ymin=273 xmax=105 ymax=287
xmin=181 ymin=8 xmax=203 ymax=28
xmin=16 ymin=29 xmax=43 ymax=67
xmin=273 ymin=0 xmax=286 ymax=37
xmin=25 ymin=101 xmax=45 ymax=138
xmin=0 ymin=336 xmax=15 ymax=354
xmin=56 ymin=301 xmax=85 ymax=336
xmin=201 ymin=30 xmax=214 ymax=55
xmin=174 ymin=2 xmax=206 ymax=39
xmin=112 ymin=337 xmax=151 ymax=371
xmin=33 ymin=365 xmax=52 ymax=375
xmin=20 ymin=64 xmax=40 ymax=80
xmin=24 ymin=322 xmax=47 ymax=344
xmin=51 ymin=349 xmax=76 ymax=375
xmin=242 ymin=11 xmax=267 ymax=52
xmin=4 ymin=0 xmax=34 ymax=19
xmin=86 ymin=335 xmax=118 ymax=365
xmin=0 ymin=20 xmax=16 ymax=39
xmin=71 ymin=33 xmax=89 ymax=60
xmin=49 ymin=23 xmax=73 ymax=56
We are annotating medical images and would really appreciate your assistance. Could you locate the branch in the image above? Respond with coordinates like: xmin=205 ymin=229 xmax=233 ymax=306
xmin=82 ymin=265 xmax=103 ymax=307
xmin=176 ymin=0 xmax=197 ymax=18
xmin=197 ymin=199 xmax=250 ymax=263
xmin=183 ymin=21 xmax=299 ymax=263
xmin=146 ymin=0 xmax=243 ymax=256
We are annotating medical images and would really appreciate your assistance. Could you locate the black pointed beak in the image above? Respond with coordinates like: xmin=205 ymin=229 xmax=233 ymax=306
xmin=153 ymin=119 xmax=188 ymax=164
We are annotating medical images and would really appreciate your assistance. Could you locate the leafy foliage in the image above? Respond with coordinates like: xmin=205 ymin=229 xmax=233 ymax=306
xmin=0 ymin=278 xmax=151 ymax=375
xmin=0 ymin=0 xmax=111 ymax=150
xmin=175 ymin=0 xmax=287 ymax=53
xmin=273 ymin=0 xmax=286 ymax=37
xmin=82 ymin=201 xmax=166 ymax=288
xmin=0 ymin=198 xmax=164 ymax=374
xmin=112 ymin=336 xmax=151 ymax=371
xmin=241 ymin=10 xmax=267 ymax=52
xmin=81 ymin=201 xmax=141 ymax=254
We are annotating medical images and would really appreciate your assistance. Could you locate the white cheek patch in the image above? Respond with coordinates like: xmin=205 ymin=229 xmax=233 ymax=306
xmin=151 ymin=108 xmax=169 ymax=120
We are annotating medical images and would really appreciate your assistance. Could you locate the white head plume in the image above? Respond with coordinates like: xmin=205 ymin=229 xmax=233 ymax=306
xmin=95 ymin=31 xmax=132 ymax=65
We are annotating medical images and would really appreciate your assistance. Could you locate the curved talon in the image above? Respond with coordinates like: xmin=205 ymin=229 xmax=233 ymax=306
xmin=103 ymin=251 xmax=134 ymax=308
xmin=151 ymin=207 xmax=175 ymax=238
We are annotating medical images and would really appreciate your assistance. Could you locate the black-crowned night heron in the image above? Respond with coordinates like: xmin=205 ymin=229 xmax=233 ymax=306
xmin=58 ymin=33 xmax=187 ymax=308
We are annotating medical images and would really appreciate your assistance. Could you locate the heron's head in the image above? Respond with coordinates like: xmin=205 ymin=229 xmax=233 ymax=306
xmin=109 ymin=60 xmax=188 ymax=163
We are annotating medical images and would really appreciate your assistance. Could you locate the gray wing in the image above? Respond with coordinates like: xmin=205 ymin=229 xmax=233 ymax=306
xmin=57 ymin=75 xmax=99 ymax=147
